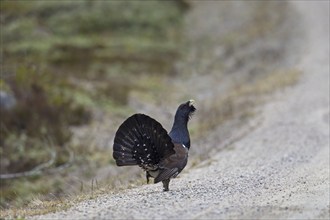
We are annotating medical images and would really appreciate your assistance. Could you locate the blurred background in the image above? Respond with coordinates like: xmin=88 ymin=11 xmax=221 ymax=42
xmin=0 ymin=0 xmax=301 ymax=212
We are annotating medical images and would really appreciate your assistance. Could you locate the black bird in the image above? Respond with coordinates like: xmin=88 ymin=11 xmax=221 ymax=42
xmin=113 ymin=100 xmax=196 ymax=191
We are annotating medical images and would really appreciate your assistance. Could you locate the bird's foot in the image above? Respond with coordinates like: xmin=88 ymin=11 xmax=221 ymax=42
xmin=162 ymin=179 xmax=170 ymax=192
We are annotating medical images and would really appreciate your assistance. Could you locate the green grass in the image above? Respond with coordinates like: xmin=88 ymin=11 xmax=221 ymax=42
xmin=1 ymin=0 xmax=185 ymax=211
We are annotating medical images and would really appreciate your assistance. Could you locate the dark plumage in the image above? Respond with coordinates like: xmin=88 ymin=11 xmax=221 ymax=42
xmin=113 ymin=100 xmax=196 ymax=191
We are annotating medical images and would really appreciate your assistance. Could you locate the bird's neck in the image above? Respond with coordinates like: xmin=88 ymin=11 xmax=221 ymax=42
xmin=169 ymin=115 xmax=190 ymax=149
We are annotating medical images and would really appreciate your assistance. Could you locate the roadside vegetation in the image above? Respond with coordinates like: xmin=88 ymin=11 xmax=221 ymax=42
xmin=1 ymin=0 xmax=186 ymax=213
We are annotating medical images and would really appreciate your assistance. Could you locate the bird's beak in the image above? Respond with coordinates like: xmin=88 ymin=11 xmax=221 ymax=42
xmin=188 ymin=99 xmax=195 ymax=107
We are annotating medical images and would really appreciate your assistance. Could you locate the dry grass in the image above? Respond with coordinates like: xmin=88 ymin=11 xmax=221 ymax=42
xmin=196 ymin=68 xmax=301 ymax=137
xmin=1 ymin=190 xmax=94 ymax=219
xmin=0 ymin=176 xmax=147 ymax=219
xmin=1 ymin=198 xmax=72 ymax=219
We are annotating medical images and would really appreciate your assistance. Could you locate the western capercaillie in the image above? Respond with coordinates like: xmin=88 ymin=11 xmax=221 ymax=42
xmin=113 ymin=100 xmax=196 ymax=191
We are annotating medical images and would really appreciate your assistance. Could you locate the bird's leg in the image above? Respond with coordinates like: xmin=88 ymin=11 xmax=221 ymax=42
xmin=146 ymin=172 xmax=151 ymax=184
xmin=162 ymin=179 xmax=170 ymax=191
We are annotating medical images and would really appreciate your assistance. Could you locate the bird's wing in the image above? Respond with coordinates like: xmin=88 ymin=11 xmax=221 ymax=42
xmin=154 ymin=143 xmax=188 ymax=183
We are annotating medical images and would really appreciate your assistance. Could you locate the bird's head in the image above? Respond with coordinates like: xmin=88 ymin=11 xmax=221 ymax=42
xmin=175 ymin=99 xmax=196 ymax=122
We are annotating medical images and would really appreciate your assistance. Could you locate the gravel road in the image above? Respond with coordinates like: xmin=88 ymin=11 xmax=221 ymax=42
xmin=34 ymin=1 xmax=329 ymax=219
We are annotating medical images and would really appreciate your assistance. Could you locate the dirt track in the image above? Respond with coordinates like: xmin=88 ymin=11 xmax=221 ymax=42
xmin=33 ymin=1 xmax=329 ymax=219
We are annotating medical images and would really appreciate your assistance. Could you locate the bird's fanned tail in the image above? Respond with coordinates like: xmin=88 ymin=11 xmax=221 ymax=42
xmin=113 ymin=114 xmax=175 ymax=167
